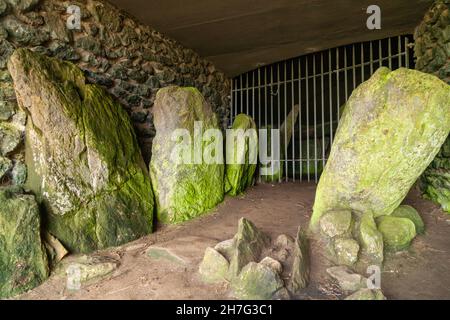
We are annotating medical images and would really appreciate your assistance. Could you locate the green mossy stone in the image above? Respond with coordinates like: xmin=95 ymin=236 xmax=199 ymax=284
xmin=0 ymin=187 xmax=49 ymax=298
xmin=319 ymin=210 xmax=352 ymax=238
xmin=228 ymin=218 xmax=270 ymax=278
xmin=225 ymin=114 xmax=258 ymax=196
xmin=311 ymin=67 xmax=450 ymax=229
xmin=198 ymin=247 xmax=229 ymax=283
xmin=0 ymin=121 xmax=21 ymax=156
xmin=391 ymin=205 xmax=425 ymax=234
xmin=150 ymin=86 xmax=224 ymax=224
xmin=334 ymin=238 xmax=360 ymax=266
xmin=231 ymin=262 xmax=284 ymax=300
xmin=289 ymin=227 xmax=310 ymax=292
xmin=0 ymin=155 xmax=12 ymax=179
xmin=8 ymin=49 xmax=154 ymax=253
xmin=358 ymin=213 xmax=384 ymax=264
xmin=377 ymin=216 xmax=417 ymax=252
xmin=345 ymin=288 xmax=386 ymax=300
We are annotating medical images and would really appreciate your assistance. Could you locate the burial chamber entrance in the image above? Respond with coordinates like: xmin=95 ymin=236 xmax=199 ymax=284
xmin=230 ymin=35 xmax=414 ymax=183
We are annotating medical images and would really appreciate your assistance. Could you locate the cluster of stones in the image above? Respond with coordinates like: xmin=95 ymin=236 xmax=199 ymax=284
xmin=0 ymin=0 xmax=230 ymax=182
xmin=0 ymin=47 xmax=253 ymax=298
xmin=320 ymin=205 xmax=425 ymax=270
xmin=415 ymin=0 xmax=450 ymax=213
xmin=198 ymin=218 xmax=310 ymax=300
xmin=326 ymin=266 xmax=386 ymax=300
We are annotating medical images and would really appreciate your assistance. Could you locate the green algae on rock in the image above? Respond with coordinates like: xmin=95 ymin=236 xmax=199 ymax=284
xmin=150 ymin=86 xmax=224 ymax=224
xmin=0 ymin=187 xmax=49 ymax=298
xmin=391 ymin=205 xmax=425 ymax=234
xmin=358 ymin=212 xmax=384 ymax=265
xmin=198 ymin=247 xmax=230 ymax=283
xmin=311 ymin=67 xmax=450 ymax=229
xmin=8 ymin=49 xmax=154 ymax=253
xmin=225 ymin=114 xmax=258 ymax=196
xmin=376 ymin=216 xmax=417 ymax=252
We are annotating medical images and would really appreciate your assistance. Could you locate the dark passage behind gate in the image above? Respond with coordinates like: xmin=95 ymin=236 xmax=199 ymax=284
xmin=230 ymin=35 xmax=415 ymax=182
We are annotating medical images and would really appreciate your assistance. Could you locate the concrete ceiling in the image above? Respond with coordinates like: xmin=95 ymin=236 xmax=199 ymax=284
xmin=110 ymin=0 xmax=433 ymax=77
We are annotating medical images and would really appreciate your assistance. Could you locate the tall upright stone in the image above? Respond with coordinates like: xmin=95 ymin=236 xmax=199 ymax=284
xmin=311 ymin=67 xmax=450 ymax=229
xmin=8 ymin=49 xmax=154 ymax=253
xmin=150 ymin=86 xmax=224 ymax=224
xmin=225 ymin=114 xmax=258 ymax=196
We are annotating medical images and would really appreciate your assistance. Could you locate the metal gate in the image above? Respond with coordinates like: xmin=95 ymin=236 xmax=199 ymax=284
xmin=230 ymin=35 xmax=414 ymax=183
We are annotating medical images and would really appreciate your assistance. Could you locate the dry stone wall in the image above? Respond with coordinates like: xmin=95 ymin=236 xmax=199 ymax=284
xmin=415 ymin=0 xmax=450 ymax=212
xmin=0 ymin=0 xmax=231 ymax=186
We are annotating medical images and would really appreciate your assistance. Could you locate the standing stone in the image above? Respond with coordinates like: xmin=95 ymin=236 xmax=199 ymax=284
xmin=358 ymin=212 xmax=384 ymax=264
xmin=0 ymin=187 xmax=49 ymax=298
xmin=8 ymin=49 xmax=154 ymax=253
xmin=225 ymin=114 xmax=258 ymax=196
xmin=311 ymin=67 xmax=450 ymax=228
xmin=333 ymin=238 xmax=359 ymax=266
xmin=228 ymin=218 xmax=270 ymax=278
xmin=150 ymin=86 xmax=224 ymax=224
xmin=288 ymin=227 xmax=310 ymax=292
xmin=319 ymin=210 xmax=352 ymax=238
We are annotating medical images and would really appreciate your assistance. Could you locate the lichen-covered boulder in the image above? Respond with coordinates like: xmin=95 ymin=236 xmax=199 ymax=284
xmin=333 ymin=238 xmax=359 ymax=266
xmin=376 ymin=216 xmax=417 ymax=252
xmin=228 ymin=218 xmax=270 ymax=278
xmin=391 ymin=205 xmax=425 ymax=234
xmin=198 ymin=247 xmax=229 ymax=283
xmin=8 ymin=49 xmax=154 ymax=253
xmin=0 ymin=187 xmax=49 ymax=298
xmin=320 ymin=210 xmax=352 ymax=238
xmin=345 ymin=288 xmax=386 ymax=300
xmin=225 ymin=114 xmax=257 ymax=196
xmin=311 ymin=67 xmax=450 ymax=228
xmin=150 ymin=86 xmax=224 ymax=224
xmin=231 ymin=261 xmax=285 ymax=300
xmin=327 ymin=266 xmax=367 ymax=292
xmin=358 ymin=212 xmax=384 ymax=264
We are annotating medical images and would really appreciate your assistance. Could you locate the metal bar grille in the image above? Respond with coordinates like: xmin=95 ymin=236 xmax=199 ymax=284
xmin=230 ymin=35 xmax=414 ymax=183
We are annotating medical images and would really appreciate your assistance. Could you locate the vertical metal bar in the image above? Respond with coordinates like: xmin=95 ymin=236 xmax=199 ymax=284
xmin=336 ymin=47 xmax=340 ymax=122
xmin=398 ymin=36 xmax=402 ymax=68
xmin=265 ymin=67 xmax=268 ymax=129
xmin=405 ymin=37 xmax=410 ymax=69
xmin=388 ymin=37 xmax=392 ymax=69
xmin=313 ymin=54 xmax=318 ymax=183
xmin=284 ymin=61 xmax=288 ymax=182
xmin=352 ymin=44 xmax=356 ymax=90
xmin=230 ymin=79 xmax=234 ymax=126
xmin=271 ymin=65 xmax=274 ymax=178
xmin=240 ymin=74 xmax=243 ymax=115
xmin=258 ymin=68 xmax=262 ymax=183
xmin=344 ymin=46 xmax=348 ymax=101
xmin=252 ymin=71 xmax=255 ymax=119
xmin=277 ymin=63 xmax=281 ymax=182
xmin=370 ymin=41 xmax=374 ymax=75
xmin=321 ymin=52 xmax=325 ymax=172
xmin=379 ymin=39 xmax=383 ymax=68
xmin=361 ymin=42 xmax=365 ymax=82
xmin=328 ymin=49 xmax=333 ymax=147
xmin=305 ymin=56 xmax=310 ymax=182
xmin=298 ymin=57 xmax=303 ymax=182
xmin=246 ymin=73 xmax=249 ymax=115
xmin=291 ymin=60 xmax=295 ymax=182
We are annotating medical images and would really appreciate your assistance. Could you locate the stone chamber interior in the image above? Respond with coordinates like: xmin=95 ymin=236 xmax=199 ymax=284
xmin=0 ymin=0 xmax=449 ymax=300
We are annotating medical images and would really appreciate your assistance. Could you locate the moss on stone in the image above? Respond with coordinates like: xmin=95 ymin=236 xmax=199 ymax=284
xmin=377 ymin=216 xmax=417 ymax=252
xmin=225 ymin=114 xmax=258 ymax=196
xmin=0 ymin=187 xmax=49 ymax=298
xmin=311 ymin=67 xmax=450 ymax=229
xmin=8 ymin=48 xmax=154 ymax=253
xmin=391 ymin=205 xmax=425 ymax=234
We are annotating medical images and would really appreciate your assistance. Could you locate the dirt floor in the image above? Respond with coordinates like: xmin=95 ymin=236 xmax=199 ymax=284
xmin=18 ymin=182 xmax=450 ymax=300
